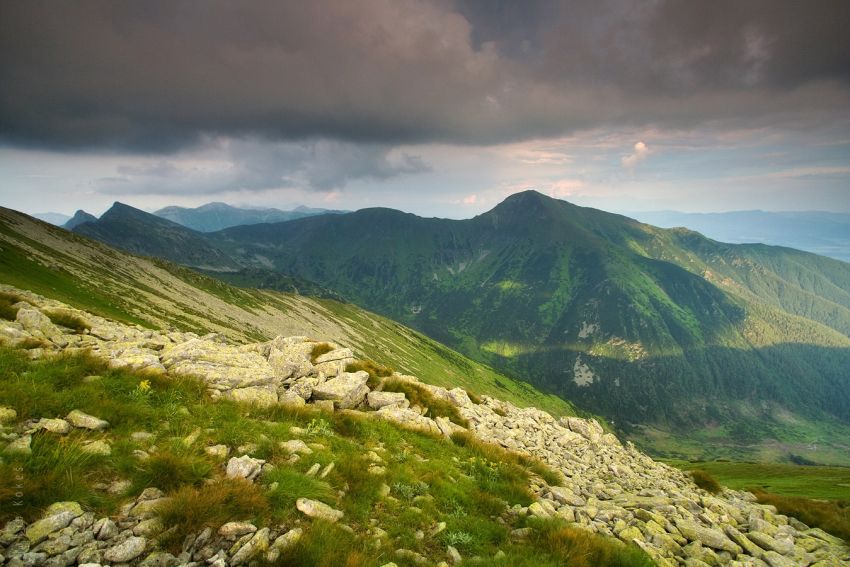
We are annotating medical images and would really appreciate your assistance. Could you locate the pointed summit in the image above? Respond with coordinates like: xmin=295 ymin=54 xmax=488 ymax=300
xmin=62 ymin=209 xmax=98 ymax=230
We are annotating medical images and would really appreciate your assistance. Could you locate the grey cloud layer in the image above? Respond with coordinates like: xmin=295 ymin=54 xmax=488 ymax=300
xmin=1 ymin=0 xmax=848 ymax=152
xmin=97 ymin=139 xmax=431 ymax=194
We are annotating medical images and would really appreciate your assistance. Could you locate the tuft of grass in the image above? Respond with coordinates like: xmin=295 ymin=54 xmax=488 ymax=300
xmin=382 ymin=377 xmax=469 ymax=427
xmin=752 ymin=490 xmax=850 ymax=543
xmin=157 ymin=479 xmax=269 ymax=551
xmin=310 ymin=342 xmax=334 ymax=363
xmin=690 ymin=469 xmax=722 ymax=494
xmin=523 ymin=518 xmax=655 ymax=567
xmin=274 ymin=520 xmax=370 ymax=567
xmin=0 ymin=433 xmax=113 ymax=521
xmin=344 ymin=359 xmax=393 ymax=388
xmin=0 ymin=291 xmax=24 ymax=320
xmin=263 ymin=467 xmax=336 ymax=515
xmin=467 ymin=390 xmax=483 ymax=405
xmin=43 ymin=309 xmax=91 ymax=332
xmin=127 ymin=450 xmax=213 ymax=493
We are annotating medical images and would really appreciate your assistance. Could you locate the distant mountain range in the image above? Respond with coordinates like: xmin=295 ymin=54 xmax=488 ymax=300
xmin=32 ymin=212 xmax=71 ymax=226
xmin=628 ymin=210 xmax=850 ymax=263
xmin=153 ymin=202 xmax=348 ymax=232
xmin=68 ymin=192 xmax=850 ymax=462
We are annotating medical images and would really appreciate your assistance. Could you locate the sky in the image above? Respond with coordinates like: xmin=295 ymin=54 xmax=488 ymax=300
xmin=1 ymin=0 xmax=849 ymax=219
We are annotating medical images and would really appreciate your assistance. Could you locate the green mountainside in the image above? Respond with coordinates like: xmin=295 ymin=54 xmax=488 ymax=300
xmin=0 ymin=206 xmax=574 ymax=417
xmin=67 ymin=192 xmax=850 ymax=463
xmin=154 ymin=202 xmax=348 ymax=232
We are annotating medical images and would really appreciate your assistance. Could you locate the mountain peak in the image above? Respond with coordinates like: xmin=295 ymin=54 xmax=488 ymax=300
xmin=62 ymin=209 xmax=98 ymax=230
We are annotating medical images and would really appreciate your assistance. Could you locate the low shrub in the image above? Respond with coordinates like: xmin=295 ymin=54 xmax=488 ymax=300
xmin=344 ymin=359 xmax=393 ymax=388
xmin=526 ymin=518 xmax=655 ymax=567
xmin=0 ymin=291 xmax=26 ymax=320
xmin=752 ymin=490 xmax=850 ymax=543
xmin=309 ymin=342 xmax=334 ymax=363
xmin=274 ymin=520 xmax=371 ymax=567
xmin=690 ymin=469 xmax=722 ymax=494
xmin=158 ymin=479 xmax=269 ymax=550
xmin=129 ymin=450 xmax=212 ymax=492
xmin=382 ymin=377 xmax=469 ymax=427
xmin=43 ymin=309 xmax=91 ymax=332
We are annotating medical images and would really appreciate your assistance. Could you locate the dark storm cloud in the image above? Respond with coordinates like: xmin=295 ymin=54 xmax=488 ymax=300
xmin=1 ymin=0 xmax=848 ymax=152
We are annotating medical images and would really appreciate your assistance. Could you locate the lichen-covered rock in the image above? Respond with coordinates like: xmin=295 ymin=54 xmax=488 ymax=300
xmin=231 ymin=527 xmax=269 ymax=565
xmin=296 ymin=498 xmax=343 ymax=522
xmin=367 ymin=391 xmax=408 ymax=410
xmin=65 ymin=409 xmax=109 ymax=430
xmin=34 ymin=418 xmax=71 ymax=435
xmin=225 ymin=386 xmax=278 ymax=407
xmin=103 ymin=536 xmax=147 ymax=563
xmin=16 ymin=308 xmax=61 ymax=339
xmin=25 ymin=502 xmax=83 ymax=544
xmin=219 ymin=522 xmax=257 ymax=538
xmin=226 ymin=455 xmax=265 ymax=481
xmin=280 ymin=439 xmax=312 ymax=455
xmin=311 ymin=371 xmax=370 ymax=409
xmin=376 ymin=406 xmax=441 ymax=436
xmin=161 ymin=339 xmax=275 ymax=390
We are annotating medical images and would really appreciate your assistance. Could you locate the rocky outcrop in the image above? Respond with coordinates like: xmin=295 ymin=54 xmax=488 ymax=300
xmin=1 ymin=286 xmax=848 ymax=566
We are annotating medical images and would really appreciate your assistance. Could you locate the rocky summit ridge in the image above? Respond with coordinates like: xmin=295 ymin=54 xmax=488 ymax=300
xmin=0 ymin=284 xmax=848 ymax=566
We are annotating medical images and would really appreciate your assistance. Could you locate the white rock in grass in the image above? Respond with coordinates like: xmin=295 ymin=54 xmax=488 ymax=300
xmin=103 ymin=536 xmax=147 ymax=563
xmin=226 ymin=455 xmax=265 ymax=481
xmin=34 ymin=418 xmax=71 ymax=435
xmin=296 ymin=498 xmax=343 ymax=522
xmin=66 ymin=409 xmax=109 ymax=430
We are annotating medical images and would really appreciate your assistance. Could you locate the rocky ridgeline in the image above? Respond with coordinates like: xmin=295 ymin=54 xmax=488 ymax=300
xmin=1 ymin=286 xmax=848 ymax=567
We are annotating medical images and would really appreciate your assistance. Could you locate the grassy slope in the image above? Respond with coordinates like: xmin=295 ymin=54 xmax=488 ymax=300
xmin=0 ymin=347 xmax=651 ymax=567
xmin=0 ymin=206 xmax=576 ymax=417
xmin=665 ymin=460 xmax=850 ymax=501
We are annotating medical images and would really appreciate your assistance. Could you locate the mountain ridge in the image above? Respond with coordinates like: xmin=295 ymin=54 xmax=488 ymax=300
xmin=67 ymin=192 xmax=850 ymax=462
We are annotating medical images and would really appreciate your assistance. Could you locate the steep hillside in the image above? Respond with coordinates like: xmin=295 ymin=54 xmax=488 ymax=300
xmin=67 ymin=193 xmax=850 ymax=462
xmin=0 ymin=206 xmax=575 ymax=417
xmin=631 ymin=210 xmax=850 ymax=263
xmin=154 ymin=202 xmax=347 ymax=232
xmin=1 ymin=291 xmax=847 ymax=566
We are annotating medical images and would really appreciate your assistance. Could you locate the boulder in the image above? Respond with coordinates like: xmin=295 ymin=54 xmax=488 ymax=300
xmin=219 ymin=522 xmax=257 ymax=538
xmin=103 ymin=536 xmax=147 ymax=563
xmin=313 ymin=348 xmax=355 ymax=377
xmin=66 ymin=410 xmax=109 ymax=431
xmin=311 ymin=371 xmax=370 ymax=409
xmin=367 ymin=391 xmax=408 ymax=410
xmin=280 ymin=439 xmax=313 ymax=455
xmin=376 ymin=406 xmax=441 ymax=436
xmin=231 ymin=527 xmax=270 ymax=565
xmin=225 ymin=386 xmax=278 ymax=407
xmin=226 ymin=455 xmax=265 ymax=481
xmin=34 ymin=418 xmax=71 ymax=435
xmin=161 ymin=339 xmax=275 ymax=390
xmin=675 ymin=519 xmax=741 ymax=554
xmin=16 ymin=308 xmax=61 ymax=339
xmin=25 ymin=502 xmax=84 ymax=544
xmin=4 ymin=435 xmax=31 ymax=455
xmin=296 ymin=498 xmax=343 ymax=522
